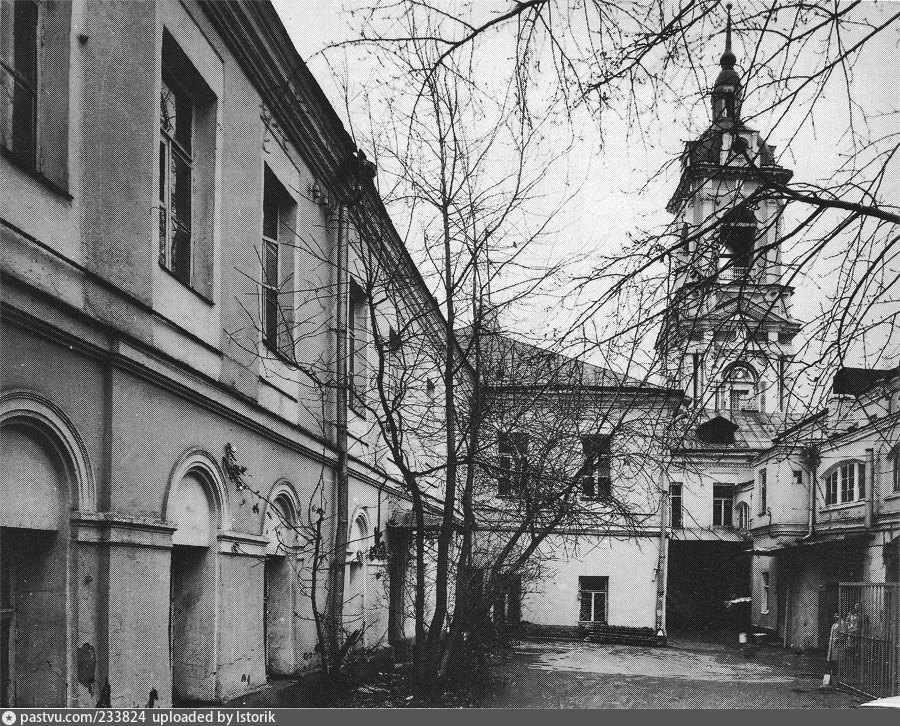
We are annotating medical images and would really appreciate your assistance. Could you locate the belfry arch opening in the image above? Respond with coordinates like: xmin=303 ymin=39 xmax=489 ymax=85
xmin=719 ymin=206 xmax=758 ymax=277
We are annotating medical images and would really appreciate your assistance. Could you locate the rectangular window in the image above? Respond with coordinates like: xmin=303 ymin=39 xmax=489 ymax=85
xmin=828 ymin=462 xmax=867 ymax=505
xmin=159 ymin=69 xmax=194 ymax=287
xmin=758 ymin=468 xmax=767 ymax=515
xmin=498 ymin=431 xmax=528 ymax=497
xmin=894 ymin=452 xmax=900 ymax=493
xmin=578 ymin=576 xmax=608 ymax=623
xmin=670 ymin=483 xmax=683 ymax=529
xmin=581 ymin=434 xmax=611 ymax=500
xmin=0 ymin=0 xmax=38 ymax=167
xmin=157 ymin=30 xmax=216 ymax=299
xmin=826 ymin=470 xmax=838 ymax=506
xmin=761 ymin=572 xmax=770 ymax=613
xmin=348 ymin=281 xmax=368 ymax=414
xmin=793 ymin=469 xmax=803 ymax=486
xmin=713 ymin=484 xmax=733 ymax=527
xmin=737 ymin=502 xmax=749 ymax=530
xmin=840 ymin=463 xmax=855 ymax=503
xmin=261 ymin=168 xmax=294 ymax=356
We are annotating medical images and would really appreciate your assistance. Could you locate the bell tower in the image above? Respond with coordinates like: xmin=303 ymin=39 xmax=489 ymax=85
xmin=658 ymin=5 xmax=800 ymax=414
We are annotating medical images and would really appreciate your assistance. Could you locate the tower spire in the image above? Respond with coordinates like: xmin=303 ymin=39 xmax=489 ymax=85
xmin=712 ymin=2 xmax=741 ymax=123
xmin=721 ymin=3 xmax=735 ymax=69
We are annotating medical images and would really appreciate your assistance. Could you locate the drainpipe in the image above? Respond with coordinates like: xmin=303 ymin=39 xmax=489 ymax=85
xmin=328 ymin=199 xmax=350 ymax=653
xmin=864 ymin=448 xmax=875 ymax=529
xmin=656 ymin=470 xmax=669 ymax=643
xmin=328 ymin=149 xmax=377 ymax=657
xmin=800 ymin=446 xmax=820 ymax=542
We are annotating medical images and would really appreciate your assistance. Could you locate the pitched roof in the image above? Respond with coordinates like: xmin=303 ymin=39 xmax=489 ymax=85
xmin=676 ymin=408 xmax=794 ymax=452
xmin=458 ymin=327 xmax=672 ymax=392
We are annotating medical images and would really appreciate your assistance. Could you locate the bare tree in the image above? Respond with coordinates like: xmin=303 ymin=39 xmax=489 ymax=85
xmin=324 ymin=0 xmax=898 ymax=419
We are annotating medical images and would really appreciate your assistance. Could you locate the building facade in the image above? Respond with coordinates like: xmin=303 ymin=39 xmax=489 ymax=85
xmin=472 ymin=328 xmax=681 ymax=638
xmin=0 ymin=0 xmax=448 ymax=707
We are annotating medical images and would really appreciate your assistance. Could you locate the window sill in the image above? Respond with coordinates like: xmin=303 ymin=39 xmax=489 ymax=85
xmin=158 ymin=263 xmax=215 ymax=306
xmin=1 ymin=147 xmax=72 ymax=201
xmin=820 ymin=500 xmax=864 ymax=512
xmin=263 ymin=340 xmax=295 ymax=366
xmin=884 ymin=492 xmax=900 ymax=502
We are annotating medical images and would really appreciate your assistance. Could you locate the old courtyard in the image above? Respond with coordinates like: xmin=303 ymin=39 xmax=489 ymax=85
xmin=476 ymin=635 xmax=865 ymax=709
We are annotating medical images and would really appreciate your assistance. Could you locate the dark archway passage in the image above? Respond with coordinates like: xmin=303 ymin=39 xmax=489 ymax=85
xmin=667 ymin=541 xmax=750 ymax=631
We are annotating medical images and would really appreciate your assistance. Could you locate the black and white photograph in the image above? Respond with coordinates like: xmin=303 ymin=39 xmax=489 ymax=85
xmin=0 ymin=0 xmax=898 ymax=711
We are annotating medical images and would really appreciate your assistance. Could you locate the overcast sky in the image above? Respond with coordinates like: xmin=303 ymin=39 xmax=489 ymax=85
xmin=271 ymin=0 xmax=899 ymax=376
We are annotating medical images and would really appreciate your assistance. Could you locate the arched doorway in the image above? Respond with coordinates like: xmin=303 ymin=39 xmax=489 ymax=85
xmin=262 ymin=489 xmax=298 ymax=676
xmin=166 ymin=457 xmax=224 ymax=705
xmin=0 ymin=415 xmax=75 ymax=706
xmin=345 ymin=514 xmax=370 ymax=646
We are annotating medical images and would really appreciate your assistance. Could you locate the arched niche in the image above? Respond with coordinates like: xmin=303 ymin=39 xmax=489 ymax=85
xmin=263 ymin=481 xmax=301 ymax=556
xmin=169 ymin=471 xmax=215 ymax=547
xmin=344 ymin=509 xmax=371 ymax=645
xmin=0 ymin=390 xmax=86 ymax=706
xmin=262 ymin=481 xmax=301 ymax=676
xmin=163 ymin=450 xmax=227 ymax=704
xmin=163 ymin=449 xmax=230 ymax=544
xmin=0 ymin=389 xmax=96 ymax=518
xmin=348 ymin=508 xmax=371 ymax=557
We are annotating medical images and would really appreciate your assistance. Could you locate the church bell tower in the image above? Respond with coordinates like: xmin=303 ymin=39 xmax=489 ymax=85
xmin=658 ymin=6 xmax=800 ymax=414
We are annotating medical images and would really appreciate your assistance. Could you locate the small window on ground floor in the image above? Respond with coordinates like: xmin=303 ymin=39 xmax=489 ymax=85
xmin=578 ymin=575 xmax=608 ymax=623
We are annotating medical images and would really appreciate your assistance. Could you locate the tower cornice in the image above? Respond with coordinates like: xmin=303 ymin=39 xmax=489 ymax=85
xmin=667 ymin=160 xmax=794 ymax=214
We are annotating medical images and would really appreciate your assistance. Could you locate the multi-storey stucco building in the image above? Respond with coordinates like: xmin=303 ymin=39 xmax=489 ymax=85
xmin=470 ymin=326 xmax=681 ymax=639
xmin=0 ymin=0 xmax=452 ymax=707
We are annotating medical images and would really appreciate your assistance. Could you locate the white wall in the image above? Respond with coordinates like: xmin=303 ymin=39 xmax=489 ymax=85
xmin=522 ymin=534 xmax=661 ymax=629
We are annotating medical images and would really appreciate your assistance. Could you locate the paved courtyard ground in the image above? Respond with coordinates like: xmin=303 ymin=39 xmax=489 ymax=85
xmin=478 ymin=633 xmax=868 ymax=709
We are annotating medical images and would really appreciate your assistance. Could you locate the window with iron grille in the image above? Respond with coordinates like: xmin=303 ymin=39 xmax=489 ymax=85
xmin=0 ymin=0 xmax=38 ymax=167
xmin=581 ymin=434 xmax=611 ymax=500
xmin=713 ymin=485 xmax=733 ymax=526
xmin=578 ymin=576 xmax=608 ymax=623
xmin=497 ymin=432 xmax=528 ymax=497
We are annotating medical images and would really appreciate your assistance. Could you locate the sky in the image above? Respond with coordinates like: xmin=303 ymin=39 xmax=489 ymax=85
xmin=271 ymin=0 xmax=900 ymax=380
